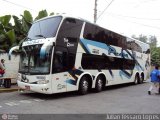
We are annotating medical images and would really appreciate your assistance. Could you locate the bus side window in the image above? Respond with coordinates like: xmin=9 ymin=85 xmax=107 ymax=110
xmin=53 ymin=49 xmax=68 ymax=73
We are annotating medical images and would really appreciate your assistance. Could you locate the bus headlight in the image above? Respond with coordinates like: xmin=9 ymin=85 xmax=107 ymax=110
xmin=37 ymin=80 xmax=49 ymax=84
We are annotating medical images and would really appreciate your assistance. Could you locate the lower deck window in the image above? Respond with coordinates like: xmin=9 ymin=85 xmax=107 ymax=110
xmin=81 ymin=54 xmax=135 ymax=70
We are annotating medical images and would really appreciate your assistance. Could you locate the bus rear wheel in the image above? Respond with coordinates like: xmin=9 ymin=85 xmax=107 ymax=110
xmin=95 ymin=76 xmax=103 ymax=92
xmin=134 ymin=75 xmax=140 ymax=84
xmin=140 ymin=74 xmax=144 ymax=84
xmin=79 ymin=76 xmax=89 ymax=95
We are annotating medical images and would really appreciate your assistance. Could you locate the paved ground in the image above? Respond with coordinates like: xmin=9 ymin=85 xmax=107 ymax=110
xmin=0 ymin=82 xmax=160 ymax=114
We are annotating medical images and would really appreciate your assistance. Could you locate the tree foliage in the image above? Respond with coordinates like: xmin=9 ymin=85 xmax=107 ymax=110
xmin=150 ymin=46 xmax=160 ymax=65
xmin=0 ymin=15 xmax=15 ymax=51
xmin=35 ymin=10 xmax=48 ymax=21
xmin=132 ymin=34 xmax=148 ymax=43
xmin=0 ymin=9 xmax=54 ymax=52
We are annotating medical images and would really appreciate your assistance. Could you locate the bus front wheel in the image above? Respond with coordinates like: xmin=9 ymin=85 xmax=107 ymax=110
xmin=79 ymin=76 xmax=89 ymax=95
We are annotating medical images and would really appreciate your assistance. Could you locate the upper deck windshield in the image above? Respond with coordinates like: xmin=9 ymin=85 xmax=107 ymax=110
xmin=19 ymin=45 xmax=53 ymax=75
xmin=27 ymin=16 xmax=62 ymax=39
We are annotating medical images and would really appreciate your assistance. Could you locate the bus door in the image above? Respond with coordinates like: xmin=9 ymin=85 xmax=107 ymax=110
xmin=54 ymin=18 xmax=83 ymax=92
xmin=52 ymin=46 xmax=69 ymax=93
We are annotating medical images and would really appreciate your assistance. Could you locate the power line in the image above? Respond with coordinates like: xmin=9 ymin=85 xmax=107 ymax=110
xmin=1 ymin=0 xmax=37 ymax=12
xmin=107 ymin=12 xmax=160 ymax=21
xmin=96 ymin=0 xmax=115 ymax=22
xmin=95 ymin=0 xmax=160 ymax=29
xmin=96 ymin=0 xmax=160 ymax=23
xmin=108 ymin=13 xmax=160 ymax=30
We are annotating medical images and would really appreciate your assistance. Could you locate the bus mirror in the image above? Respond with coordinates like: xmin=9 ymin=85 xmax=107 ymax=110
xmin=146 ymin=49 xmax=150 ymax=54
xmin=8 ymin=46 xmax=19 ymax=60
xmin=40 ymin=42 xmax=53 ymax=59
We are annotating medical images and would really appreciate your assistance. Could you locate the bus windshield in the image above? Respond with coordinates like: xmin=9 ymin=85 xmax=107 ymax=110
xmin=19 ymin=45 xmax=53 ymax=74
xmin=27 ymin=16 xmax=62 ymax=39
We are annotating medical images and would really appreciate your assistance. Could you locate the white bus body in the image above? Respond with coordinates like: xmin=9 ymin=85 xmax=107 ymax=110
xmin=13 ymin=15 xmax=150 ymax=94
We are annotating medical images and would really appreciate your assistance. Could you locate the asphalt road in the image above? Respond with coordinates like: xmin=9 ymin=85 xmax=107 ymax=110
xmin=0 ymin=82 xmax=160 ymax=114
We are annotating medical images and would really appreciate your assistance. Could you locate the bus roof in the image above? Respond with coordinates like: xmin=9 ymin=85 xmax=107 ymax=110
xmin=33 ymin=14 xmax=149 ymax=46
xmin=33 ymin=14 xmax=90 ymax=24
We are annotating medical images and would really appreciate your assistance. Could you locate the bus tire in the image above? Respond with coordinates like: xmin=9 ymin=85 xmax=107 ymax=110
xmin=95 ymin=76 xmax=103 ymax=92
xmin=134 ymin=75 xmax=140 ymax=85
xmin=140 ymin=74 xmax=144 ymax=84
xmin=79 ymin=76 xmax=89 ymax=95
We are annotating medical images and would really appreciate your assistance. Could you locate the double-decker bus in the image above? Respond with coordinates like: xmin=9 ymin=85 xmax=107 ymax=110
xmin=10 ymin=15 xmax=150 ymax=94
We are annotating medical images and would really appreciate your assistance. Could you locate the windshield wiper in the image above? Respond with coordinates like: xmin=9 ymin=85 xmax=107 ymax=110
xmin=35 ymin=34 xmax=46 ymax=39
xmin=27 ymin=37 xmax=32 ymax=41
xmin=18 ymin=69 xmax=28 ymax=73
xmin=30 ymin=68 xmax=42 ymax=73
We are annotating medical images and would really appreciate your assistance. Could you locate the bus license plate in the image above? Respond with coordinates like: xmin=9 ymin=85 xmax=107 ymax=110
xmin=25 ymin=86 xmax=30 ymax=90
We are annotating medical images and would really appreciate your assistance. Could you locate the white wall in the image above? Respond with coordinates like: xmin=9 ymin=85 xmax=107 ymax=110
xmin=0 ymin=53 xmax=19 ymax=83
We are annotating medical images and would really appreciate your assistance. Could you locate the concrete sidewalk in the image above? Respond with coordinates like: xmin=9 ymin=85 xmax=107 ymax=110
xmin=0 ymin=84 xmax=19 ymax=93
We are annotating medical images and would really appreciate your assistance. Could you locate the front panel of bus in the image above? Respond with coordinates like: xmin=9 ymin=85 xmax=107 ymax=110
xmin=17 ymin=16 xmax=62 ymax=94
xmin=17 ymin=16 xmax=84 ymax=94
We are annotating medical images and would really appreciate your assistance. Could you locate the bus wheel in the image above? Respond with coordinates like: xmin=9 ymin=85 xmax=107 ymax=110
xmin=79 ymin=76 xmax=89 ymax=95
xmin=134 ymin=75 xmax=140 ymax=84
xmin=140 ymin=74 xmax=144 ymax=84
xmin=95 ymin=76 xmax=103 ymax=92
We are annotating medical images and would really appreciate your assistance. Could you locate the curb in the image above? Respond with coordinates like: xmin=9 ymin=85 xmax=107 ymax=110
xmin=0 ymin=87 xmax=19 ymax=93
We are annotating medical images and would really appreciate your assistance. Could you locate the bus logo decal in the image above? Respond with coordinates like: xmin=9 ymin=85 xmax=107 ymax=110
xmin=64 ymin=38 xmax=74 ymax=47
xmin=57 ymin=84 xmax=66 ymax=90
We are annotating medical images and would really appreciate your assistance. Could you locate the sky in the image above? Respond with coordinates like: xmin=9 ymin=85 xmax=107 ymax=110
xmin=0 ymin=0 xmax=160 ymax=46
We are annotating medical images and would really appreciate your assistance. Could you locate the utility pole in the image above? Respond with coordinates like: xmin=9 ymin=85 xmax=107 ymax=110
xmin=94 ymin=0 xmax=98 ymax=23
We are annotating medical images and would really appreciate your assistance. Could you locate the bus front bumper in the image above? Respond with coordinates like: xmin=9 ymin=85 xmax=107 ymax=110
xmin=17 ymin=81 xmax=52 ymax=94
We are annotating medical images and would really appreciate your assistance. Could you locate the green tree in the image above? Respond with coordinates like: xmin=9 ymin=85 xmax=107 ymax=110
xmin=0 ymin=9 xmax=55 ymax=52
xmin=12 ymin=10 xmax=33 ymax=45
xmin=149 ymin=35 xmax=157 ymax=47
xmin=150 ymin=46 xmax=160 ymax=65
xmin=0 ymin=15 xmax=16 ymax=51
xmin=132 ymin=34 xmax=148 ymax=43
xmin=132 ymin=34 xmax=160 ymax=66
xmin=21 ymin=10 xmax=33 ymax=35
xmin=35 ymin=10 xmax=48 ymax=21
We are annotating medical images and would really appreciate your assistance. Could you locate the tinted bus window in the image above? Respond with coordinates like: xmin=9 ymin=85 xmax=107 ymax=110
xmin=28 ymin=16 xmax=62 ymax=39
xmin=83 ymin=23 xmax=127 ymax=49
xmin=81 ymin=53 xmax=135 ymax=70
xmin=54 ymin=18 xmax=83 ymax=73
